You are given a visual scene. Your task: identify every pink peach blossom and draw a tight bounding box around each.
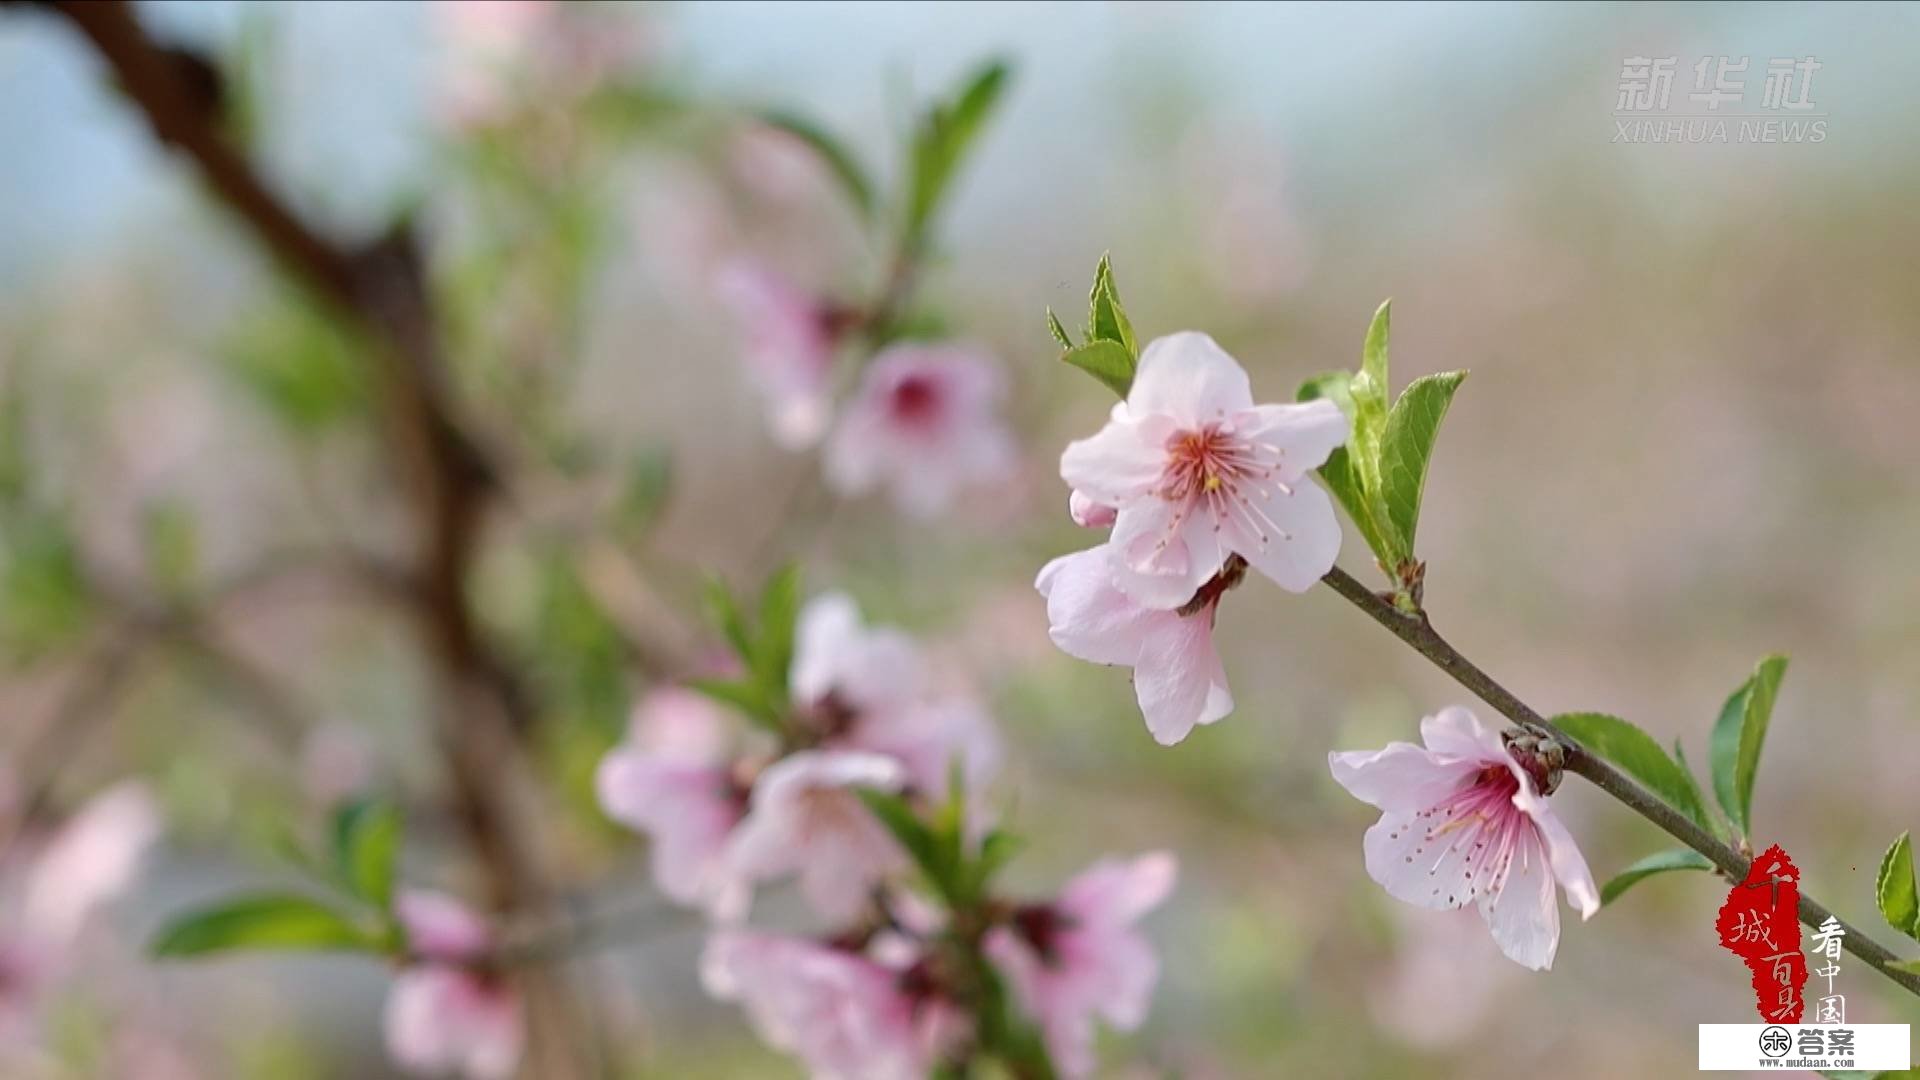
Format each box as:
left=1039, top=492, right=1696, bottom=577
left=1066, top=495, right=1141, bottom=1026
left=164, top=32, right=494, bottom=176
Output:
left=385, top=889, right=524, bottom=1080
left=1067, top=490, right=1117, bottom=529
left=717, top=261, right=840, bottom=449
left=701, top=930, right=962, bottom=1080
left=1036, top=544, right=1231, bottom=745
left=725, top=751, right=908, bottom=924
left=1059, top=332, right=1347, bottom=608
left=1328, top=706, right=1600, bottom=971
left=984, top=852, right=1177, bottom=1078
left=595, top=690, right=750, bottom=918
left=824, top=344, right=1017, bottom=519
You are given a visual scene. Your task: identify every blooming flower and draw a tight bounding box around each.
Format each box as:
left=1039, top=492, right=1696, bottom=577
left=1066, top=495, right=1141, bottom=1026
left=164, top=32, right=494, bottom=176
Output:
left=385, top=889, right=524, bottom=1080
left=789, top=592, right=1000, bottom=802
left=1327, top=706, right=1600, bottom=970
left=596, top=689, right=750, bottom=918
left=984, top=852, right=1177, bottom=1079
left=825, top=344, right=1017, bottom=519
left=701, top=930, right=963, bottom=1080
left=1059, top=332, right=1348, bottom=609
left=1035, top=544, right=1232, bottom=745
left=724, top=751, right=909, bottom=923
left=717, top=261, right=840, bottom=449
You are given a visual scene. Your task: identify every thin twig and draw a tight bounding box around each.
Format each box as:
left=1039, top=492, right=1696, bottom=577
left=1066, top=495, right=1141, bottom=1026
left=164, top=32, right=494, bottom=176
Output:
left=1320, top=563, right=1920, bottom=998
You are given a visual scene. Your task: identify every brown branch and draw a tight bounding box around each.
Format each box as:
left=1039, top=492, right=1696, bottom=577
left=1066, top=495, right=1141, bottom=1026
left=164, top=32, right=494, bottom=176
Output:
left=1321, top=563, right=1920, bottom=999
left=49, top=3, right=591, bottom=1071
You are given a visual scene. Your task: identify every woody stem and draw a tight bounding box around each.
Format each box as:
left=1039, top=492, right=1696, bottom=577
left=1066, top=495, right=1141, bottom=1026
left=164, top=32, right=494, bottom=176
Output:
left=1320, top=564, right=1920, bottom=1000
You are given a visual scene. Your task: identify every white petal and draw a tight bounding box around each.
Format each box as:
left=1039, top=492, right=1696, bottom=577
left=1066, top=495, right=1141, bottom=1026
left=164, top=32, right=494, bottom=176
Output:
left=1127, top=332, right=1255, bottom=427
left=1059, top=410, right=1166, bottom=505
left=1515, top=789, right=1601, bottom=919
left=1035, top=545, right=1158, bottom=666
left=1233, top=399, right=1349, bottom=479
left=1109, top=499, right=1223, bottom=610
left=1361, top=812, right=1480, bottom=912
left=1478, top=826, right=1561, bottom=970
left=1328, top=743, right=1478, bottom=813
left=1418, top=706, right=1507, bottom=763
left=1219, top=474, right=1341, bottom=593
left=1131, top=609, right=1232, bottom=745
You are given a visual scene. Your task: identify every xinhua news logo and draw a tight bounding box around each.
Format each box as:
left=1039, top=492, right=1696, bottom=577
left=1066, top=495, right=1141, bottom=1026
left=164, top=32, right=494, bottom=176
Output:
left=1698, top=1024, right=1911, bottom=1070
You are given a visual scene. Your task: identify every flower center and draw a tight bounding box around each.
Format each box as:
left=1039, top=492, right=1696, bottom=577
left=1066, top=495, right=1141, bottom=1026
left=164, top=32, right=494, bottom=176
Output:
left=1155, top=424, right=1294, bottom=547
left=888, top=374, right=944, bottom=428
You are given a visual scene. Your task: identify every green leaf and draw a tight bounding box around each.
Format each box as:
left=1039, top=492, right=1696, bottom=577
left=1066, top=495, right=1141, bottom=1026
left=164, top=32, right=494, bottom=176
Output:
left=1346, top=300, right=1393, bottom=513
left=1876, top=832, right=1920, bottom=940
left=905, top=59, right=1011, bottom=244
left=687, top=676, right=779, bottom=730
left=1297, top=371, right=1390, bottom=563
left=856, top=789, right=956, bottom=900
left=0, top=511, right=93, bottom=660
left=1378, top=370, right=1465, bottom=559
left=757, top=110, right=876, bottom=219
left=1709, top=655, right=1788, bottom=837
left=751, top=564, right=802, bottom=704
left=1552, top=712, right=1714, bottom=835
left=1045, top=308, right=1074, bottom=350
left=1061, top=339, right=1135, bottom=399
left=703, top=578, right=754, bottom=662
left=151, top=894, right=381, bottom=958
left=1085, top=253, right=1136, bottom=358
left=332, top=800, right=401, bottom=909
left=1600, top=849, right=1715, bottom=906
left=1672, top=739, right=1718, bottom=838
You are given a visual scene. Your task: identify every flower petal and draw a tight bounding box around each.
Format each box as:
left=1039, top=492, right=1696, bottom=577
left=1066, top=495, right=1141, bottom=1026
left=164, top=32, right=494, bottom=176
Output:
left=1035, top=545, right=1158, bottom=666
left=1217, top=472, right=1342, bottom=593
left=1132, top=609, right=1232, bottom=745
left=1478, top=826, right=1561, bottom=970
left=1514, top=788, right=1601, bottom=919
left=1233, top=398, right=1349, bottom=480
left=1059, top=407, right=1167, bottom=506
left=1127, top=332, right=1255, bottom=427
left=1110, top=498, right=1223, bottom=610
left=1419, top=706, right=1506, bottom=763
left=1328, top=743, right=1477, bottom=813
left=1060, top=851, right=1178, bottom=927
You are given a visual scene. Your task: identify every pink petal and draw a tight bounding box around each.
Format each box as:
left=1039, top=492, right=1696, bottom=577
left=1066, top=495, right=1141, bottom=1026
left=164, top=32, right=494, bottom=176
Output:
left=627, top=688, right=733, bottom=763
left=1514, top=790, right=1601, bottom=919
left=1234, top=399, right=1349, bottom=480
left=1479, top=826, right=1561, bottom=970
left=1418, top=706, right=1507, bottom=763
left=1058, top=406, right=1167, bottom=506
left=1035, top=545, right=1158, bottom=667
left=22, top=782, right=160, bottom=944
left=725, top=751, right=908, bottom=923
left=1126, top=332, right=1255, bottom=428
left=1060, top=852, right=1178, bottom=927
left=395, top=890, right=491, bottom=962
left=1109, top=497, right=1223, bottom=611
left=1215, top=471, right=1342, bottom=594
left=1068, top=490, right=1118, bottom=528
left=791, top=593, right=924, bottom=714
left=593, top=750, right=740, bottom=911
left=1131, top=607, right=1232, bottom=745
left=1328, top=743, right=1478, bottom=813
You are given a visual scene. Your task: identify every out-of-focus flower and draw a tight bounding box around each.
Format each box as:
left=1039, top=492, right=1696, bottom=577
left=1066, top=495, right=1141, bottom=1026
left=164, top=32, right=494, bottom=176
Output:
left=984, top=852, right=1177, bottom=1078
left=1059, top=332, right=1347, bottom=608
left=825, top=344, right=1018, bottom=520
left=0, top=782, right=160, bottom=1048
left=701, top=931, right=963, bottom=1080
left=1327, top=706, right=1600, bottom=970
left=790, top=592, right=925, bottom=720
left=789, top=593, right=1000, bottom=804
left=385, top=889, right=523, bottom=1080
left=1036, top=544, right=1231, bottom=745
left=724, top=751, right=907, bottom=924
left=298, top=722, right=375, bottom=809
left=595, top=690, right=750, bottom=919
left=717, top=261, right=841, bottom=450
left=432, top=0, right=552, bottom=127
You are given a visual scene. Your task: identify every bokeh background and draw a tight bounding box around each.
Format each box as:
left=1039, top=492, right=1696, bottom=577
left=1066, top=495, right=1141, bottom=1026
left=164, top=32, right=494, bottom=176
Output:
left=3, top=1, right=1918, bottom=1076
